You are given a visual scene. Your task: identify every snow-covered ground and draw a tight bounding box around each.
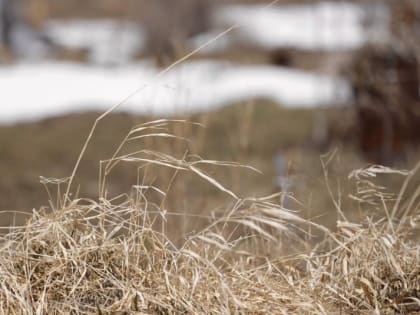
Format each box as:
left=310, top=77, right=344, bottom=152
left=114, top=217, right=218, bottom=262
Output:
left=0, top=61, right=350, bottom=124
left=193, top=1, right=386, bottom=52
left=44, top=20, right=144, bottom=65
left=41, top=2, right=383, bottom=63
left=1, top=1, right=385, bottom=124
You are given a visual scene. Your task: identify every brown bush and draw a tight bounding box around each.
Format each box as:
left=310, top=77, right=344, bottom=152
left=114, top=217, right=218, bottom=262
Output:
left=349, top=47, right=420, bottom=164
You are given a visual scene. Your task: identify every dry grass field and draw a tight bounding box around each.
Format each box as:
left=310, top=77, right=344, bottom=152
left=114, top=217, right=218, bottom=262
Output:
left=0, top=102, right=419, bottom=314
left=0, top=1, right=419, bottom=313
left=0, top=102, right=356, bottom=225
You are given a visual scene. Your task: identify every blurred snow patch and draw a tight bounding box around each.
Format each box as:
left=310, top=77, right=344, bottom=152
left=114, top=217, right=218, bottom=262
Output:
left=0, top=60, right=350, bottom=124
left=211, top=2, right=368, bottom=51
left=44, top=20, right=144, bottom=65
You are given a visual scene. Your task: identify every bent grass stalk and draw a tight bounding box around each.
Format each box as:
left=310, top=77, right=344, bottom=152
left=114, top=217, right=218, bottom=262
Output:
left=64, top=0, right=282, bottom=204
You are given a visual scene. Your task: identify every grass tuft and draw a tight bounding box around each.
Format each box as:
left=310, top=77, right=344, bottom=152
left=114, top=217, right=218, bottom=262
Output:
left=0, top=121, right=419, bottom=314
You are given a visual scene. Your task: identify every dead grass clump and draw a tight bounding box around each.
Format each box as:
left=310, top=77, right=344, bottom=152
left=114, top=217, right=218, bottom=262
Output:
left=0, top=122, right=419, bottom=314
left=302, top=165, right=420, bottom=314
left=0, top=194, right=311, bottom=314
left=306, top=219, right=419, bottom=314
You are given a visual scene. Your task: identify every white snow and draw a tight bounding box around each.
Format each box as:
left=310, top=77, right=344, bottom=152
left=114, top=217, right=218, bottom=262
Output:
left=44, top=19, right=144, bottom=65
left=42, top=2, right=382, bottom=61
left=207, top=2, right=369, bottom=51
left=1, top=1, right=370, bottom=124
left=0, top=61, right=350, bottom=124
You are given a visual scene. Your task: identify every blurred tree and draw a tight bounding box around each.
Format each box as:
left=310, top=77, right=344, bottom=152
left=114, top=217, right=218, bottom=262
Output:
left=389, top=0, right=420, bottom=57
left=349, top=0, right=420, bottom=164
left=347, top=1, right=420, bottom=164
left=0, top=0, right=16, bottom=47
left=349, top=48, right=420, bottom=165
left=141, top=0, right=212, bottom=66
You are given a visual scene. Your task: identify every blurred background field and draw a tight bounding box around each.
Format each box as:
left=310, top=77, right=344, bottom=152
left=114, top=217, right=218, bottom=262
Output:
left=1, top=0, right=420, bottom=238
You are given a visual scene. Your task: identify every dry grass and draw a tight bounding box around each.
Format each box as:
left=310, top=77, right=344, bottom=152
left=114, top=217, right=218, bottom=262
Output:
left=1, top=1, right=419, bottom=311
left=0, top=103, right=349, bottom=223
left=0, top=120, right=419, bottom=314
